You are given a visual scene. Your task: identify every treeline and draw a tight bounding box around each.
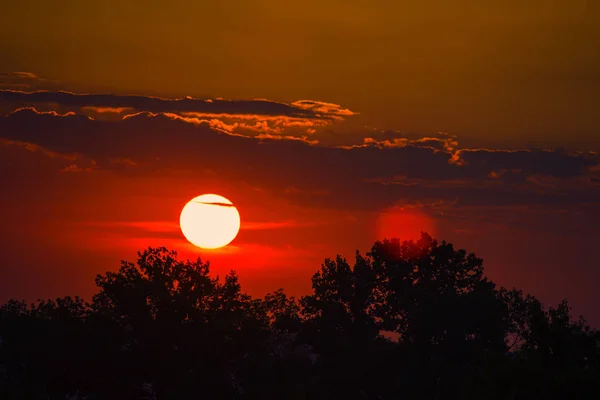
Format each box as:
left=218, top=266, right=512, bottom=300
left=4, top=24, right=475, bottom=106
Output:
left=0, top=233, right=599, bottom=399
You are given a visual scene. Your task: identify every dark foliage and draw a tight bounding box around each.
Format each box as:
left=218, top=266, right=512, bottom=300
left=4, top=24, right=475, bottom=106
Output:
left=1, top=234, right=599, bottom=399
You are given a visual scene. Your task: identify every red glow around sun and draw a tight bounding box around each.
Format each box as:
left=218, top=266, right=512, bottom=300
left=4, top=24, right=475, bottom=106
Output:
left=375, top=206, right=436, bottom=242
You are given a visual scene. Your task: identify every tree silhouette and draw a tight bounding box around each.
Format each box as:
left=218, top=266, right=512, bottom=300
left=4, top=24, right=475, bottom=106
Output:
left=300, top=233, right=512, bottom=398
left=1, top=235, right=599, bottom=399
left=500, top=288, right=600, bottom=398
left=300, top=251, right=385, bottom=398
left=91, top=247, right=271, bottom=399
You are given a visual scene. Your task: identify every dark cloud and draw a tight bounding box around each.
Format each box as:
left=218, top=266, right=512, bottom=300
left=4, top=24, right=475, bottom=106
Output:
left=456, top=148, right=596, bottom=179
left=1, top=107, right=598, bottom=217
left=0, top=89, right=352, bottom=120
left=0, top=89, right=357, bottom=141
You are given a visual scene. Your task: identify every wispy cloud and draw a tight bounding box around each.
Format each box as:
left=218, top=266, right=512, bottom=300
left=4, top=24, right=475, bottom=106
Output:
left=81, top=219, right=325, bottom=234
left=241, top=220, right=326, bottom=230
left=0, top=72, right=63, bottom=91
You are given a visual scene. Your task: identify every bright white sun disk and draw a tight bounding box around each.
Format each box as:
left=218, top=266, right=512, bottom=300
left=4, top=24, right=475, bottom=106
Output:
left=179, top=194, right=241, bottom=249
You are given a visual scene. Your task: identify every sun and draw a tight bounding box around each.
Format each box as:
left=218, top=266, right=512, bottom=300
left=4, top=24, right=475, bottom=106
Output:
left=179, top=194, right=241, bottom=249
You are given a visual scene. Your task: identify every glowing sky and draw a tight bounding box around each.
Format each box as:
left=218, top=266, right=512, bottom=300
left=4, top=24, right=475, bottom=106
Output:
left=1, top=1, right=599, bottom=325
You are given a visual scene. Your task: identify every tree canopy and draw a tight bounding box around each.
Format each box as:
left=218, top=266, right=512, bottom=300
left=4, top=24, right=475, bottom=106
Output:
left=1, top=233, right=598, bottom=399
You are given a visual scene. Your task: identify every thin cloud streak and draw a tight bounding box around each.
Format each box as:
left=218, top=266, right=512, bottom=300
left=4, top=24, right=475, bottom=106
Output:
left=0, top=89, right=355, bottom=121
left=80, top=219, right=324, bottom=234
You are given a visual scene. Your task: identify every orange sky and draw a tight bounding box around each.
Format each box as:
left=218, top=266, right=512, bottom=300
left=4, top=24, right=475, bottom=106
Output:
left=1, top=1, right=599, bottom=326
left=2, top=1, right=599, bottom=146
